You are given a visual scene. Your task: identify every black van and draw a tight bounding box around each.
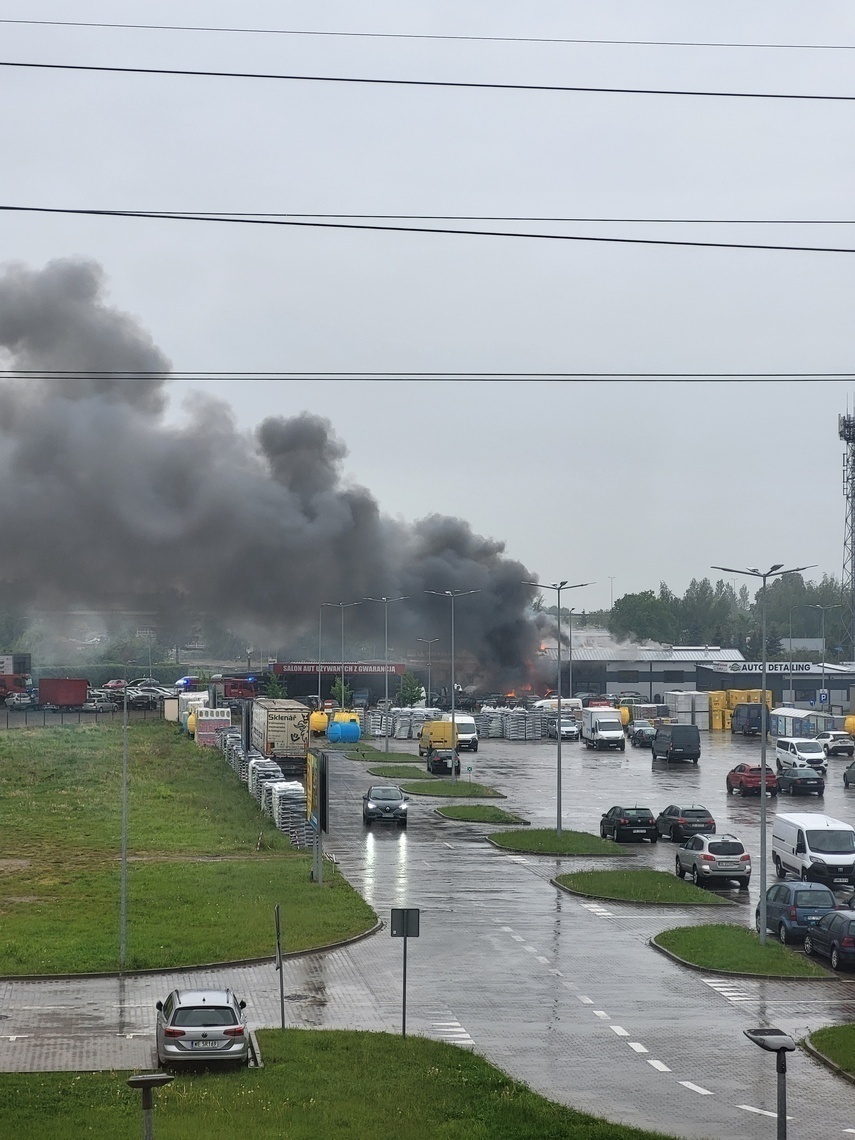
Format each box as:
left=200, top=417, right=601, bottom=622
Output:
left=731, top=703, right=765, bottom=736
left=651, top=724, right=701, bottom=763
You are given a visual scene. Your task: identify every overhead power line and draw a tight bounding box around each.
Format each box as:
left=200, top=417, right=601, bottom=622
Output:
left=57, top=210, right=855, bottom=225
left=1, top=18, right=852, bottom=52
left=4, top=371, right=853, bottom=382
left=3, top=205, right=854, bottom=254
left=1, top=59, right=853, bottom=102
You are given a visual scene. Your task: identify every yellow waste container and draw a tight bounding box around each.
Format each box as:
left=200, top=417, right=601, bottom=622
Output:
left=711, top=709, right=724, bottom=731
left=723, top=708, right=733, bottom=731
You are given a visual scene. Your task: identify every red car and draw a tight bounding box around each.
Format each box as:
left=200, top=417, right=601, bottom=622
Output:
left=726, top=763, right=778, bottom=797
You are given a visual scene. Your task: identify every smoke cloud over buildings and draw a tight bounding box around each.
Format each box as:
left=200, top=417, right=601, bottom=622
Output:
left=0, top=258, right=543, bottom=684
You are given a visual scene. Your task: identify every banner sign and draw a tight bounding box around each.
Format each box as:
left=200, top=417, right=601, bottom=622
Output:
left=275, top=661, right=407, bottom=675
left=710, top=661, right=822, bottom=674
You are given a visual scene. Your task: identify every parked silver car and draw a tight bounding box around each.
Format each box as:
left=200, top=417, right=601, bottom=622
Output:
left=156, top=988, right=249, bottom=1068
left=675, top=833, right=751, bottom=889
left=546, top=718, right=580, bottom=740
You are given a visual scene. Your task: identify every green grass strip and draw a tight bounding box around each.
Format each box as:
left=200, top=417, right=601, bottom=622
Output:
left=346, top=748, right=423, bottom=763
left=656, top=923, right=829, bottom=976
left=488, top=828, right=622, bottom=855
left=557, top=869, right=730, bottom=905
left=437, top=805, right=529, bottom=824
left=0, top=1029, right=681, bottom=1139
left=810, top=1024, right=855, bottom=1074
left=402, top=780, right=504, bottom=798
left=366, top=765, right=437, bottom=780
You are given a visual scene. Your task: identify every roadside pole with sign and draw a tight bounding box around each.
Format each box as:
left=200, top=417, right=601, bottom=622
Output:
left=391, top=908, right=420, bottom=1037
left=274, top=903, right=285, bottom=1030
left=306, top=751, right=328, bottom=884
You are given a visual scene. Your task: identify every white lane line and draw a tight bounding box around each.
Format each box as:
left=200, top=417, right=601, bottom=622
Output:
left=680, top=1081, right=713, bottom=1095
left=443, top=842, right=455, bottom=848
left=648, top=1059, right=671, bottom=1072
left=577, top=996, right=594, bottom=1005
left=500, top=926, right=513, bottom=932
left=510, top=934, right=525, bottom=942
left=610, top=1025, right=630, bottom=1037
left=524, top=945, right=538, bottom=954
left=548, top=968, right=565, bottom=977
left=627, top=1042, right=648, bottom=1053
left=593, top=1011, right=609, bottom=1019
left=536, top=955, right=550, bottom=964
left=738, top=1105, right=792, bottom=1120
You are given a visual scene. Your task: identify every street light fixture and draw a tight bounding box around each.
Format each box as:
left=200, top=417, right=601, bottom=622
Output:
left=425, top=589, right=480, bottom=783
left=807, top=603, right=842, bottom=713
left=743, top=1027, right=795, bottom=1140
left=127, top=1072, right=174, bottom=1140
left=522, top=579, right=593, bottom=835
left=365, top=596, right=409, bottom=753
left=712, top=563, right=815, bottom=943
left=322, top=601, right=363, bottom=710
left=416, top=638, right=440, bottom=707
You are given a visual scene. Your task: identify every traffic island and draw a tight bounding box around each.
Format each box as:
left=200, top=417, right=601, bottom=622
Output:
left=652, top=923, right=832, bottom=977
left=401, top=780, right=505, bottom=798
left=805, top=1025, right=855, bottom=1085
left=555, top=869, right=731, bottom=904
left=487, top=828, right=628, bottom=856
left=367, top=765, right=438, bottom=780
left=436, top=805, right=530, bottom=824
left=347, top=748, right=423, bottom=763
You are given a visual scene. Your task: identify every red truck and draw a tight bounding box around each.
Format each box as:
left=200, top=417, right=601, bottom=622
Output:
left=39, top=678, right=90, bottom=709
left=0, top=673, right=33, bottom=701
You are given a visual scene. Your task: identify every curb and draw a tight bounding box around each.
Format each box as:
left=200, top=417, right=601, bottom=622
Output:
left=648, top=932, right=839, bottom=979
left=485, top=836, right=635, bottom=857
left=802, top=1037, right=855, bottom=1085
left=433, top=809, right=530, bottom=825
left=0, top=919, right=384, bottom=984
left=553, top=879, right=730, bottom=906
left=402, top=786, right=506, bottom=799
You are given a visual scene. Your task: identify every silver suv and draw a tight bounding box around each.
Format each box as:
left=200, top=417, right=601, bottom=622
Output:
left=675, top=833, right=751, bottom=889
left=156, top=988, right=249, bottom=1067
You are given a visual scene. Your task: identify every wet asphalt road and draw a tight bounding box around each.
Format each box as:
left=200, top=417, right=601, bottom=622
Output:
left=3, top=730, right=855, bottom=1138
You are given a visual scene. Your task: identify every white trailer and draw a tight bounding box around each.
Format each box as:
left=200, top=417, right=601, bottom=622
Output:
left=251, top=699, right=310, bottom=776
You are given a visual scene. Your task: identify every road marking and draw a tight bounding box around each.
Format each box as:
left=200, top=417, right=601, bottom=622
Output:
left=738, top=1105, right=792, bottom=1120
left=627, top=1042, right=648, bottom=1053
left=510, top=934, right=525, bottom=942
left=593, top=1011, right=609, bottom=1019
left=500, top=926, right=513, bottom=932
left=577, top=996, right=594, bottom=1004
left=549, top=968, right=565, bottom=977
left=524, top=945, right=538, bottom=954
left=648, top=1059, right=671, bottom=1072
left=536, top=955, right=550, bottom=964
left=610, top=1025, right=630, bottom=1037
left=679, top=1081, right=713, bottom=1095
left=443, top=842, right=455, bottom=849
left=0, top=1036, right=30, bottom=1041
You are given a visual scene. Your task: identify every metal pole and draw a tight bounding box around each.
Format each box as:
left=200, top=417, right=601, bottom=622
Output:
left=317, top=606, right=323, bottom=705
left=417, top=638, right=439, bottom=706
left=822, top=606, right=827, bottom=707
left=120, top=676, right=129, bottom=971
left=556, top=584, right=563, bottom=835
left=142, top=1086, right=154, bottom=1140
left=341, top=606, right=345, bottom=709
left=402, top=933, right=408, bottom=1038
left=568, top=609, right=574, bottom=708
left=776, top=1050, right=788, bottom=1140
left=450, top=592, right=456, bottom=785
left=275, top=904, right=285, bottom=1031
left=759, top=574, right=769, bottom=945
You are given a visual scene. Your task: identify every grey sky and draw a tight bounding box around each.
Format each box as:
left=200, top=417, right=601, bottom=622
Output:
left=1, top=2, right=853, bottom=614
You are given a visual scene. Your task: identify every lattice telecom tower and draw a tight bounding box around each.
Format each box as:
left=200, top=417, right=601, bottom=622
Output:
left=840, top=411, right=855, bottom=658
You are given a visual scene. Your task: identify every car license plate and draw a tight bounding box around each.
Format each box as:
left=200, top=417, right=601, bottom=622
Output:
left=834, top=877, right=850, bottom=883
left=805, top=916, right=821, bottom=924
left=191, top=1040, right=220, bottom=1049
left=719, top=862, right=739, bottom=869
left=632, top=828, right=646, bottom=833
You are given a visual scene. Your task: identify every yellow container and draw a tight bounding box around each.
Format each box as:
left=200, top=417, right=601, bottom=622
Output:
left=708, top=691, right=727, bottom=711
left=333, top=709, right=360, bottom=724
left=309, top=710, right=329, bottom=736
left=710, top=709, right=723, bottom=731
left=845, top=715, right=855, bottom=737
left=727, top=690, right=744, bottom=710
left=618, top=706, right=630, bottom=726
left=723, top=708, right=733, bottom=730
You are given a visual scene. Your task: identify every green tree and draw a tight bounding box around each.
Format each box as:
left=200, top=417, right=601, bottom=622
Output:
left=397, top=671, right=423, bottom=707
left=331, top=678, right=352, bottom=707
left=608, top=591, right=676, bottom=643
left=264, top=674, right=287, bottom=699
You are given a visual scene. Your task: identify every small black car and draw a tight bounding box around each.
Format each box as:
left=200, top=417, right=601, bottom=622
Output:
left=600, top=806, right=658, bottom=843
left=655, top=804, right=716, bottom=842
left=777, top=769, right=825, bottom=797
left=426, top=748, right=461, bottom=776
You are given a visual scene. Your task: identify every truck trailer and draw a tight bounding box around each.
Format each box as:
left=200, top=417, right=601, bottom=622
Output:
left=250, top=699, right=310, bottom=777
left=39, top=678, right=90, bottom=709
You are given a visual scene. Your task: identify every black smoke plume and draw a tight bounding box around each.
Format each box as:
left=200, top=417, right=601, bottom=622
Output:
left=0, top=258, right=544, bottom=686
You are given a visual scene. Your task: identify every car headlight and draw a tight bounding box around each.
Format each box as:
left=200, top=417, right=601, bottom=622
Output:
left=400, top=803, right=408, bottom=810
left=809, top=856, right=826, bottom=865
left=367, top=801, right=376, bottom=809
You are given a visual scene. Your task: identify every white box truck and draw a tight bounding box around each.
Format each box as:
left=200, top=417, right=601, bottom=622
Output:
left=251, top=699, right=310, bottom=776
left=581, top=706, right=625, bottom=751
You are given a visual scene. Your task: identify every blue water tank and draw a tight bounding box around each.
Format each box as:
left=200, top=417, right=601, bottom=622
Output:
left=326, top=721, right=342, bottom=743
left=339, top=721, right=361, bottom=743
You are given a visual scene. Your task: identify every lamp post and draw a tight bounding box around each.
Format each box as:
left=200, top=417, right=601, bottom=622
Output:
left=712, top=563, right=815, bottom=944
left=365, top=596, right=409, bottom=753
left=522, top=579, right=592, bottom=834
left=322, top=601, right=362, bottom=709
left=317, top=605, right=324, bottom=705
left=807, top=603, right=842, bottom=713
left=787, top=604, right=807, bottom=706
left=743, top=1028, right=795, bottom=1140
left=119, top=657, right=138, bottom=972
left=425, top=590, right=480, bottom=783
left=416, top=638, right=440, bottom=707
left=608, top=576, right=615, bottom=609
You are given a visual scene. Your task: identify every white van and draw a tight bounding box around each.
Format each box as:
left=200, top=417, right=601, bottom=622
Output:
left=442, top=714, right=479, bottom=752
left=772, top=813, right=855, bottom=886
left=775, top=738, right=829, bottom=775
left=533, top=697, right=583, bottom=715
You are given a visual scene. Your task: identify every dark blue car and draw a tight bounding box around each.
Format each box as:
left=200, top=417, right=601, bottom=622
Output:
left=755, top=882, right=838, bottom=945
left=804, top=911, right=855, bottom=970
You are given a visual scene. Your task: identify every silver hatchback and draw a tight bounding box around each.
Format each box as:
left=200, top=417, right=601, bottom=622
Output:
left=156, top=988, right=249, bottom=1067
left=675, top=833, right=751, bottom=889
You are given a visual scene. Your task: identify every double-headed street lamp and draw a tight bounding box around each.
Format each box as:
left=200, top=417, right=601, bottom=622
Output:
left=712, top=563, right=815, bottom=944
left=807, top=603, right=842, bottom=712
left=322, top=601, right=363, bottom=709
left=365, top=595, right=408, bottom=753
left=425, top=590, right=480, bottom=784
left=416, top=637, right=440, bottom=706
left=522, top=579, right=593, bottom=835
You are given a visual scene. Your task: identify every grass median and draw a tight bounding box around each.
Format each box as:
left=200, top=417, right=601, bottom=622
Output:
left=347, top=747, right=422, bottom=763
left=366, top=765, right=437, bottom=780
left=487, top=828, right=624, bottom=855
left=654, top=924, right=829, bottom=976
left=437, top=805, right=530, bottom=824
left=0, top=1028, right=681, bottom=1140
left=810, top=1024, right=855, bottom=1073
left=556, top=869, right=731, bottom=904
left=0, top=722, right=376, bottom=973
left=401, top=779, right=504, bottom=798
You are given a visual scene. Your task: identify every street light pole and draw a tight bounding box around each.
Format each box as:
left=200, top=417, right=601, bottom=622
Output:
left=522, top=579, right=592, bottom=835
left=317, top=606, right=324, bottom=705
left=322, top=601, right=362, bottom=709
left=425, top=590, right=480, bottom=784
left=713, top=563, right=815, bottom=944
left=365, top=596, right=408, bottom=753
left=808, top=603, right=842, bottom=713
left=417, top=638, right=437, bottom=706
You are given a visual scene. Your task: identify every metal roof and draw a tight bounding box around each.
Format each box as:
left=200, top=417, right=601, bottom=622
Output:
left=542, top=646, right=745, bottom=664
